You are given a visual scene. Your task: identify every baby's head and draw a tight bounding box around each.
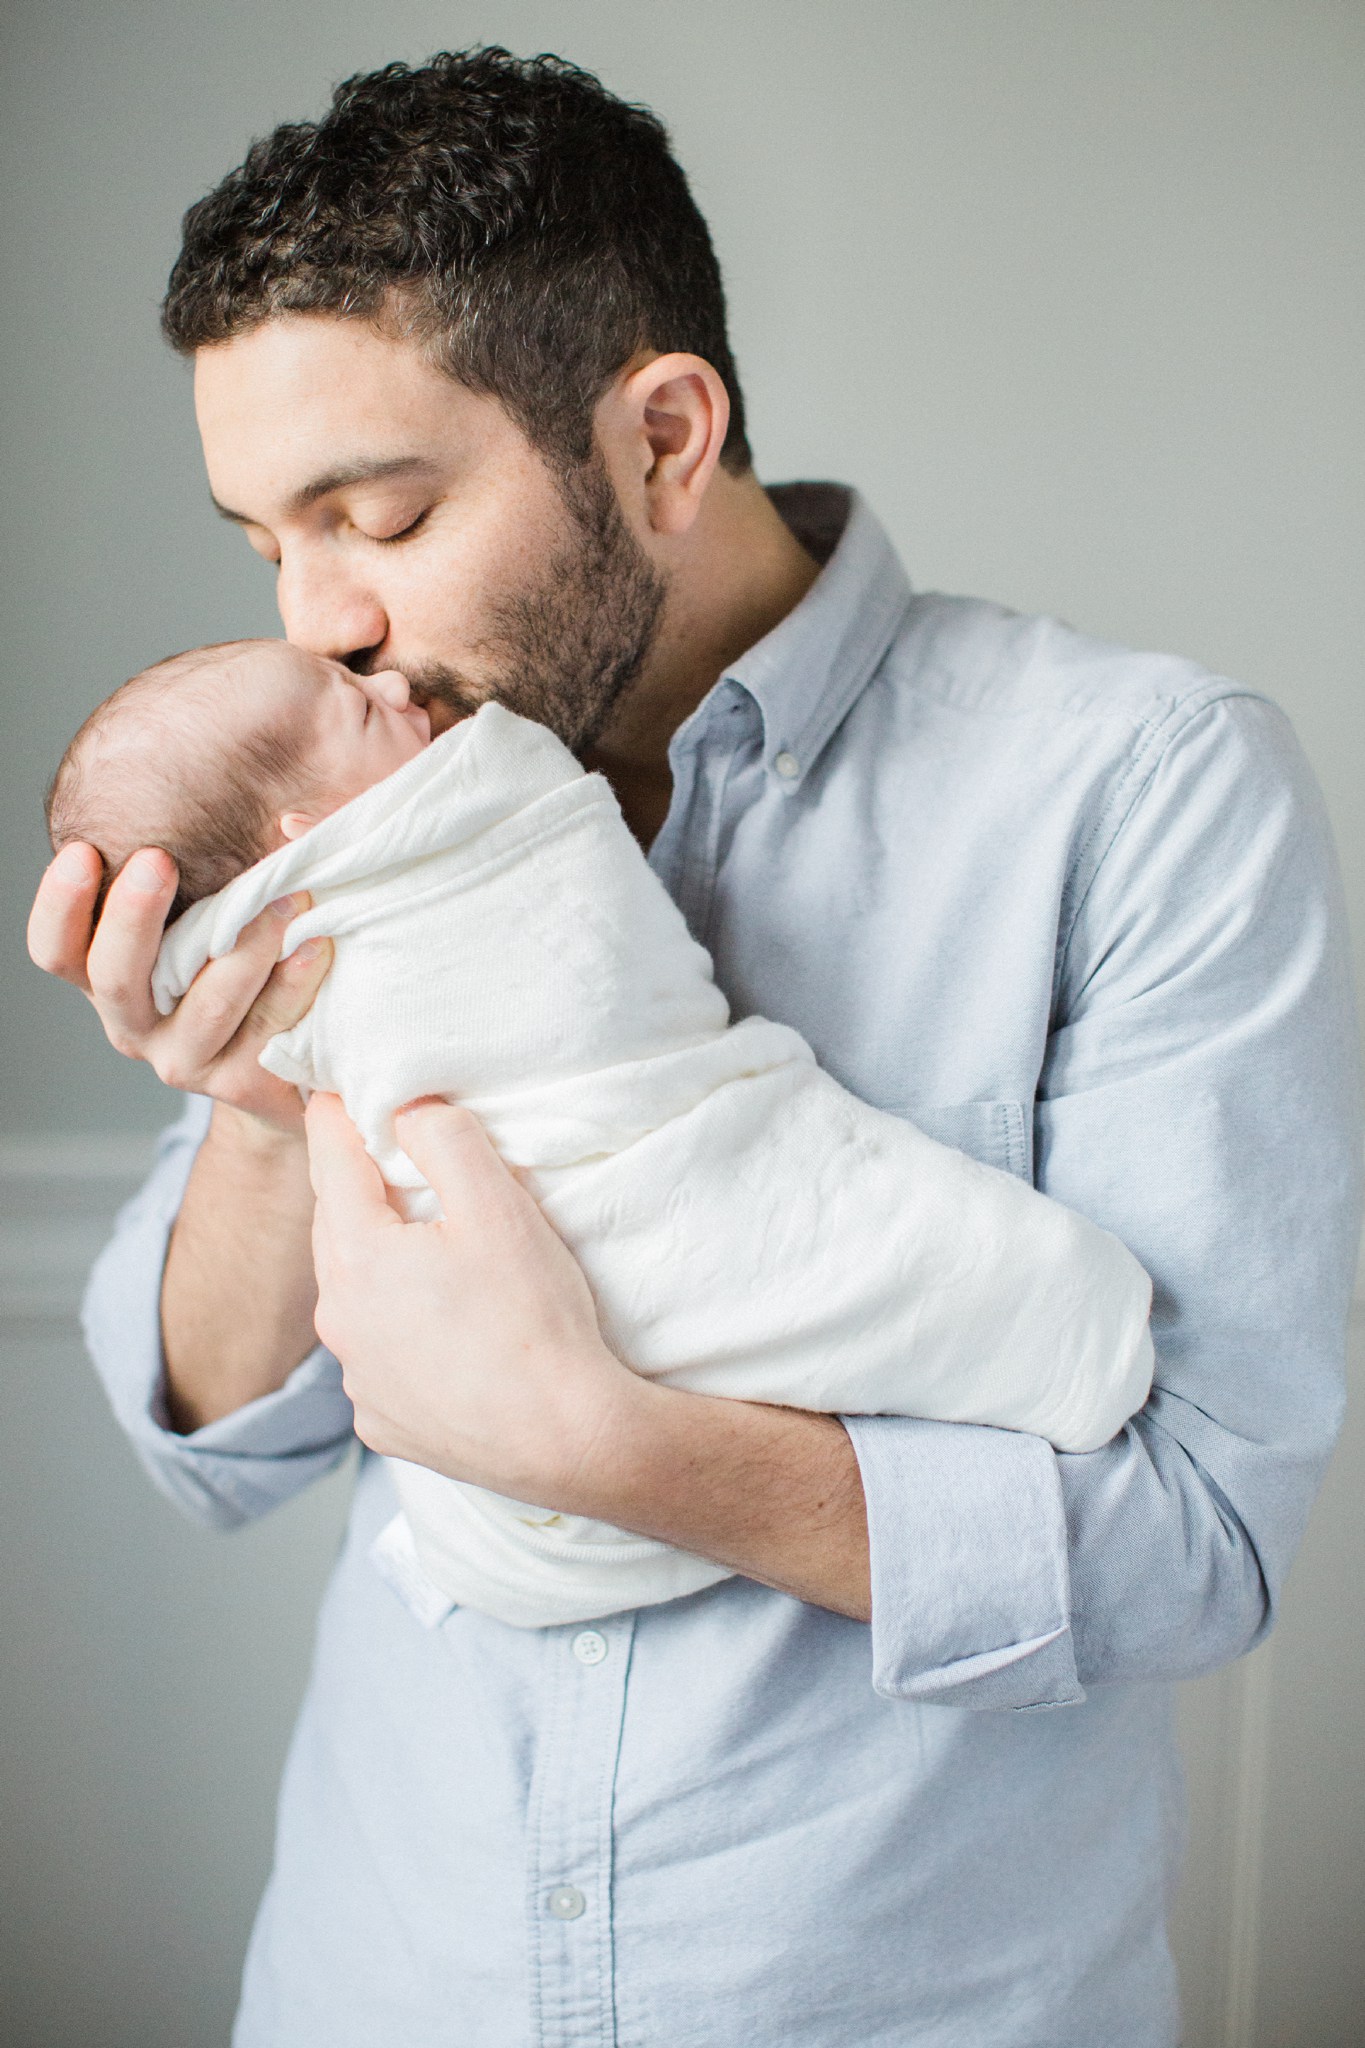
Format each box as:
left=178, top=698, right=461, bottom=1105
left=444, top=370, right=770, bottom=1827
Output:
left=47, top=640, right=431, bottom=922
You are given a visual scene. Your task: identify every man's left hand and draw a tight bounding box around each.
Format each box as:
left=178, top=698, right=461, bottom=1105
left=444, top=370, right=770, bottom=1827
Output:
left=305, top=1092, right=646, bottom=1512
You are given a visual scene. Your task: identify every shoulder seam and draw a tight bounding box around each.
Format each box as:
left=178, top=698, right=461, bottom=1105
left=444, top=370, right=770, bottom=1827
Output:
left=1052, top=681, right=1275, bottom=1007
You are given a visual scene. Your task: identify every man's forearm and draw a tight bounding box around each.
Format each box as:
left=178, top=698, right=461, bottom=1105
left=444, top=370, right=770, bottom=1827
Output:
left=307, top=1094, right=873, bottom=1620
left=591, top=1381, right=873, bottom=1620
left=161, top=1102, right=320, bottom=1432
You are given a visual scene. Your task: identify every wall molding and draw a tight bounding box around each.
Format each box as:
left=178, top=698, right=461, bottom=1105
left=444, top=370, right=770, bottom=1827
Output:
left=3, top=1125, right=1363, bottom=1323
left=0, top=1135, right=156, bottom=1319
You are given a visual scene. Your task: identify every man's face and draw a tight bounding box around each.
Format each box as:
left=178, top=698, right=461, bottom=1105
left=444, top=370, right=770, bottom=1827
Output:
left=193, top=315, right=666, bottom=751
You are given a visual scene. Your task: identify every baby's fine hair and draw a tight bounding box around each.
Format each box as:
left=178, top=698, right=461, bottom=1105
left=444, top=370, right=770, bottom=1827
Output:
left=46, top=641, right=311, bottom=925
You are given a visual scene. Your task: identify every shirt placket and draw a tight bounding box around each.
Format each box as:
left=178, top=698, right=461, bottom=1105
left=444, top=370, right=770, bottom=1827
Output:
left=525, top=1612, right=637, bottom=2048
left=651, top=683, right=751, bottom=944
left=522, top=687, right=749, bottom=2048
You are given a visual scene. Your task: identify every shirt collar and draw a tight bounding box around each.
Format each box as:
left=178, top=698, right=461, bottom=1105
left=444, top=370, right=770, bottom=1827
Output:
left=712, top=483, right=914, bottom=788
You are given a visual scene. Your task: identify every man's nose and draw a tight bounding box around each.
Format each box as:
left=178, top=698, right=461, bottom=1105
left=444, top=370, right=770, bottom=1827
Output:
left=276, top=551, right=389, bottom=667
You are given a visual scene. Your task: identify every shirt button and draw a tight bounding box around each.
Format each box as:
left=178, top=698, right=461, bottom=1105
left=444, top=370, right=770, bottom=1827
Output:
left=572, top=1629, right=608, bottom=1665
left=774, top=750, right=800, bottom=780
left=547, top=1885, right=586, bottom=1920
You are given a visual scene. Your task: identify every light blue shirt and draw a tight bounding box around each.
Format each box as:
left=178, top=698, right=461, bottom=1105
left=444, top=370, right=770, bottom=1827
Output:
left=84, top=485, right=1362, bottom=2047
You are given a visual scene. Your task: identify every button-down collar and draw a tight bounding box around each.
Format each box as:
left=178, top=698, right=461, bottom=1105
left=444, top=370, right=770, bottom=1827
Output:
left=671, top=484, right=914, bottom=791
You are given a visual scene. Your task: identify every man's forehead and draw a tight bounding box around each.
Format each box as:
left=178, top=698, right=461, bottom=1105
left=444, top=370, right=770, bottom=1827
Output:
left=193, top=315, right=485, bottom=507
left=194, top=311, right=441, bottom=406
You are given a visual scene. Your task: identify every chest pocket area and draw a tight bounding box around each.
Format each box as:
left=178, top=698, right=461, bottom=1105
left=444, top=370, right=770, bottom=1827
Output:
left=896, top=1100, right=1034, bottom=1184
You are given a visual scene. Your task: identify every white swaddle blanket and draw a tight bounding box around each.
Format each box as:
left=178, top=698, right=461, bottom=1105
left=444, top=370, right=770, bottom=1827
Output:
left=155, top=702, right=1154, bottom=1628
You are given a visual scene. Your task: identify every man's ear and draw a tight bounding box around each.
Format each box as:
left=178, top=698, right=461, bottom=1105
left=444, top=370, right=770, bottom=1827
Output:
left=602, top=351, right=731, bottom=538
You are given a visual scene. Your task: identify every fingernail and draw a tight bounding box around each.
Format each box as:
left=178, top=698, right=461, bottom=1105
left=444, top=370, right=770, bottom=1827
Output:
left=291, top=937, right=325, bottom=964
left=394, top=1095, right=442, bottom=1119
left=272, top=895, right=299, bottom=921
left=52, top=844, right=95, bottom=884
left=126, top=854, right=169, bottom=895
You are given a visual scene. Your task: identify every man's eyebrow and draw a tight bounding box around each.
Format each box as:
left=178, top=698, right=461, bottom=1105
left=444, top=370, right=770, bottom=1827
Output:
left=210, top=455, right=442, bottom=524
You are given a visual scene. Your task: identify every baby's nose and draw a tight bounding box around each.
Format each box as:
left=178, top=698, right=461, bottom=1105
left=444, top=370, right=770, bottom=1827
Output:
left=368, top=669, right=411, bottom=709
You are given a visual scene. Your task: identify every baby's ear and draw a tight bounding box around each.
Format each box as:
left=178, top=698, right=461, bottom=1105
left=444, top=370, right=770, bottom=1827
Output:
left=278, top=810, right=317, bottom=842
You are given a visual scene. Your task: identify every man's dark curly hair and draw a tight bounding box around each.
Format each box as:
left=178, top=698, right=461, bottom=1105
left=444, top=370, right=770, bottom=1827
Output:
left=162, top=46, right=751, bottom=474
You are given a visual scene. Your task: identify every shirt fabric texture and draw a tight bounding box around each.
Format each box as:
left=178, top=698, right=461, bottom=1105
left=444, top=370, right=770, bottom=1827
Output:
left=83, top=484, right=1363, bottom=2047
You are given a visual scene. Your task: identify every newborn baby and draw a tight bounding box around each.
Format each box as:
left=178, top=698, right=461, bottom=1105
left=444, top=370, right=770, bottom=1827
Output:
left=49, top=639, right=1156, bottom=1629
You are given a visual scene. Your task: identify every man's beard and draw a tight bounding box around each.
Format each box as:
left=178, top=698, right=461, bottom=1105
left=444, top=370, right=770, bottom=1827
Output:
left=384, top=454, right=667, bottom=755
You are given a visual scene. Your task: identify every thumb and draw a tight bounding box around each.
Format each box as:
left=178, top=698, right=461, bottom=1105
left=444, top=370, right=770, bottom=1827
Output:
left=392, top=1098, right=516, bottom=1226
left=306, top=1091, right=399, bottom=1237
left=247, top=932, right=334, bottom=1043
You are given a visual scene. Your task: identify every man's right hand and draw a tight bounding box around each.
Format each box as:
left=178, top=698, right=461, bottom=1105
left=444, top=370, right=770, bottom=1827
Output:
left=26, top=841, right=332, bottom=1129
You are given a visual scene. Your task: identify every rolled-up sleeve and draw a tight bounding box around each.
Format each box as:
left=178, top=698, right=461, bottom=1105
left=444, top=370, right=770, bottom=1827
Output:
left=82, top=1094, right=356, bottom=1529
left=845, top=1413, right=1083, bottom=1707
left=848, top=691, right=1362, bottom=1709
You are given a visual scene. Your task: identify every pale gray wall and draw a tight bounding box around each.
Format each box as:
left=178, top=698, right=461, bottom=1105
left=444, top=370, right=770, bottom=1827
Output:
left=2, top=0, right=1362, bottom=1138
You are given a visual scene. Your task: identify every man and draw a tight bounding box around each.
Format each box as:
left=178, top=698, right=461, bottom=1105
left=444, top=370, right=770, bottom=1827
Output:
left=28, top=47, right=1361, bottom=2047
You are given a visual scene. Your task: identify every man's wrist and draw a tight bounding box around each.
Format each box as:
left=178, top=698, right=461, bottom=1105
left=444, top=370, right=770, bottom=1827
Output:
left=552, top=1366, right=677, bottom=1525
left=209, top=1096, right=309, bottom=1158
left=555, top=1369, right=872, bottom=1620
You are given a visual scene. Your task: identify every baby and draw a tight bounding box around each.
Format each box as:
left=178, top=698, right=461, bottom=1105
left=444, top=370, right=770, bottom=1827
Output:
left=49, top=639, right=1156, bottom=1629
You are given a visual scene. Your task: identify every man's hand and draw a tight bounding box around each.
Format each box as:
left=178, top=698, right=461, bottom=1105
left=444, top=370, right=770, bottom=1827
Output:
left=29, top=841, right=336, bottom=1426
left=305, top=1092, right=644, bottom=1507
left=26, top=841, right=332, bottom=1128
left=306, top=1093, right=872, bottom=1617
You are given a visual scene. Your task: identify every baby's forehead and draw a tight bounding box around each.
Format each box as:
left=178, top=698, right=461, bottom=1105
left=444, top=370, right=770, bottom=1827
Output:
left=233, top=641, right=334, bottom=698
left=204, top=642, right=334, bottom=729
left=122, top=638, right=327, bottom=718
left=97, top=642, right=330, bottom=768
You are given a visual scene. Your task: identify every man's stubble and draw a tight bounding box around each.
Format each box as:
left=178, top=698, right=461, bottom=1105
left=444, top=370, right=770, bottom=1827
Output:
left=382, top=453, right=668, bottom=755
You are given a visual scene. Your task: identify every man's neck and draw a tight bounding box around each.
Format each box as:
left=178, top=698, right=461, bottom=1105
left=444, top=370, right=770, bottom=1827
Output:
left=585, top=472, right=821, bottom=847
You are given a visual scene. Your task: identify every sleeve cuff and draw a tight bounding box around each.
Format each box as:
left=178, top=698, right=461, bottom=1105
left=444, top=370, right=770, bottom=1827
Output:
left=842, top=1413, right=1085, bottom=1710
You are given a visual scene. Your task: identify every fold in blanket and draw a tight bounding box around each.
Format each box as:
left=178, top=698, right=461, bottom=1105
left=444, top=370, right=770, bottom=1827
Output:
left=156, top=703, right=1154, bottom=1628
